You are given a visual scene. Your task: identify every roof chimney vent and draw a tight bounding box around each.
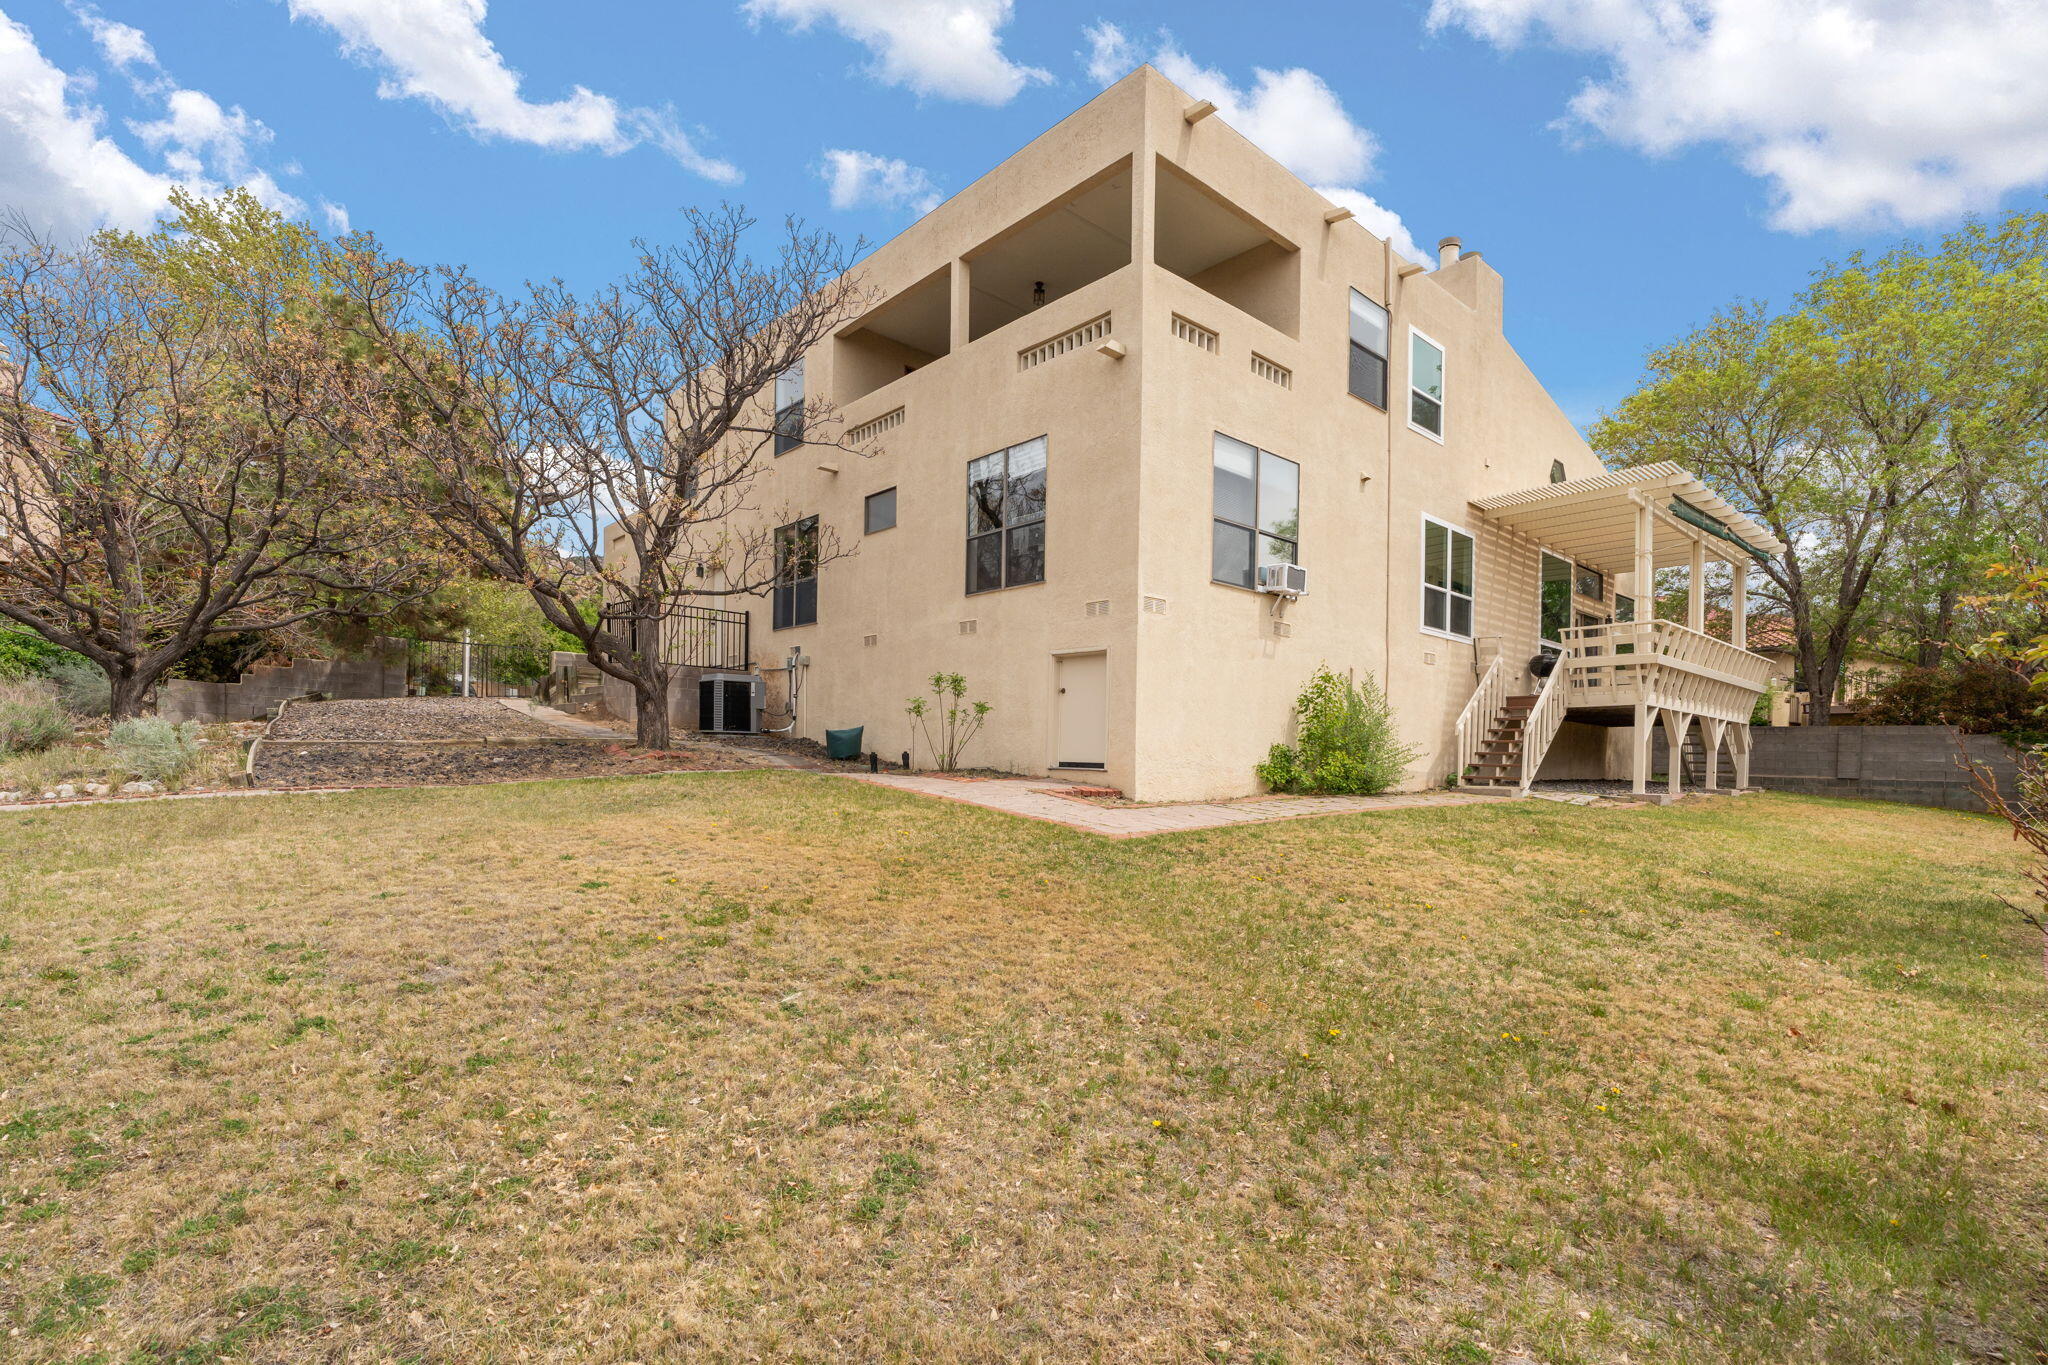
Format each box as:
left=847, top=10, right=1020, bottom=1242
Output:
left=1437, top=236, right=1462, bottom=269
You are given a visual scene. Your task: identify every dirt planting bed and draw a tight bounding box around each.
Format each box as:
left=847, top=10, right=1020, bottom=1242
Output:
left=250, top=698, right=757, bottom=789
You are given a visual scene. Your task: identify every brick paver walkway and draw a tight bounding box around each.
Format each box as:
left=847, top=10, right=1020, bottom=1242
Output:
left=842, top=774, right=1509, bottom=837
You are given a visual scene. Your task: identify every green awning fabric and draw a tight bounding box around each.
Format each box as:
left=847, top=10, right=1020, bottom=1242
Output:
left=1670, top=499, right=1763, bottom=557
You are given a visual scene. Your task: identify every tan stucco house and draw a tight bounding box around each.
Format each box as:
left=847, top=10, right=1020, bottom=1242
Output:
left=615, top=66, right=1785, bottom=801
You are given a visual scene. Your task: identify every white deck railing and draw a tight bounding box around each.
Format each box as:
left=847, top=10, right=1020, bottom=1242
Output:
left=1557, top=620, right=1770, bottom=724
left=1451, top=655, right=1506, bottom=781
left=1518, top=663, right=1570, bottom=790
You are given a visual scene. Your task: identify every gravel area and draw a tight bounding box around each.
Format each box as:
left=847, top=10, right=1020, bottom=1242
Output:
left=251, top=698, right=761, bottom=789
left=1531, top=777, right=1738, bottom=799
left=265, top=697, right=568, bottom=743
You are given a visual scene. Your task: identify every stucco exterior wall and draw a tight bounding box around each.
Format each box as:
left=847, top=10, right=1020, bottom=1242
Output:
left=630, top=67, right=1648, bottom=799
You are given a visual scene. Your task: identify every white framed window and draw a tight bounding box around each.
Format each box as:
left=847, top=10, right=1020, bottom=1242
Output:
left=1409, top=328, right=1445, bottom=440
left=1421, top=516, right=1474, bottom=639
left=1539, top=550, right=1572, bottom=650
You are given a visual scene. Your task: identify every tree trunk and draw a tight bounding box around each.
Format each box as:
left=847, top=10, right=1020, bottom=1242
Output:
left=633, top=668, right=672, bottom=751
left=108, top=669, right=149, bottom=722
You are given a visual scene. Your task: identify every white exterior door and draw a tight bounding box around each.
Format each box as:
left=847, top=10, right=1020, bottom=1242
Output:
left=1053, top=652, right=1107, bottom=769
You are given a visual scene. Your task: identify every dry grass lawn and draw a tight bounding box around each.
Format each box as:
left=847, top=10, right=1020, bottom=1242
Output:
left=1, top=775, right=2044, bottom=1363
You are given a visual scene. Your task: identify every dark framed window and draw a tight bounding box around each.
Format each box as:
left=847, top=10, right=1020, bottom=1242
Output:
left=1421, top=517, right=1474, bottom=639
left=1615, top=594, right=1636, bottom=623
left=773, top=359, right=804, bottom=456
left=772, top=516, right=818, bottom=629
left=1540, top=551, right=1572, bottom=648
left=864, top=487, right=897, bottom=534
left=1348, top=289, right=1389, bottom=408
left=1212, top=432, right=1300, bottom=589
left=1410, top=329, right=1445, bottom=438
left=966, top=437, right=1046, bottom=594
left=1575, top=564, right=1604, bottom=601
left=1549, top=459, right=1567, bottom=484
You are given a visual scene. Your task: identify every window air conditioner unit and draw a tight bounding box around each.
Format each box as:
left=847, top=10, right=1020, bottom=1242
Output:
left=1256, top=563, right=1308, bottom=598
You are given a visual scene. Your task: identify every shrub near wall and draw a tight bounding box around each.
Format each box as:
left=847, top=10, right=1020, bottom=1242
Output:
left=1258, top=667, right=1418, bottom=795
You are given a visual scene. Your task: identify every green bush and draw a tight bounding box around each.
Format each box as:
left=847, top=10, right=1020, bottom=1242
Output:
left=1859, top=662, right=2047, bottom=744
left=1257, top=666, right=1418, bottom=795
left=49, top=659, right=111, bottom=716
left=0, top=629, right=77, bottom=679
left=0, top=680, right=71, bottom=754
left=108, top=717, right=203, bottom=784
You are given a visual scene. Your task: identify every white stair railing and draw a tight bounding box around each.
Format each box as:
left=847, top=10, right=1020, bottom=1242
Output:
left=1452, top=656, right=1506, bottom=783
left=1517, top=663, right=1569, bottom=792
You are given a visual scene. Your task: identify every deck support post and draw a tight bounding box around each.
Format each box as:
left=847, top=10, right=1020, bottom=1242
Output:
left=1731, top=722, right=1753, bottom=790
left=1730, top=559, right=1748, bottom=652
left=1631, top=701, right=1653, bottom=795
left=1687, top=537, right=1707, bottom=633
left=1661, top=709, right=1692, bottom=800
left=1633, top=500, right=1654, bottom=613
left=1699, top=717, right=1727, bottom=790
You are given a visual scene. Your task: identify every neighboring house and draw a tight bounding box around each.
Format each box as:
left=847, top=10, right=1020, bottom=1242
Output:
left=620, top=66, right=1784, bottom=801
left=1731, top=616, right=1901, bottom=725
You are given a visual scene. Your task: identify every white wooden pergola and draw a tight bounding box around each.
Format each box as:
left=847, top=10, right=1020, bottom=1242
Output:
left=1468, top=463, right=1787, bottom=797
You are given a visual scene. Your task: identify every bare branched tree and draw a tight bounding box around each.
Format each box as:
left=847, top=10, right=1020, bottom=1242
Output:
left=333, top=205, right=874, bottom=748
left=0, top=197, right=436, bottom=718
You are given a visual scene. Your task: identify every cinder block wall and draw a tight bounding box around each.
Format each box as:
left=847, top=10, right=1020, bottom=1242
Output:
left=158, top=655, right=406, bottom=723
left=1655, top=724, right=2022, bottom=812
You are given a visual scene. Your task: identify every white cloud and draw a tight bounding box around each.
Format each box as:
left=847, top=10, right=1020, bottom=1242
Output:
left=745, top=0, right=1049, bottom=105
left=1312, top=185, right=1430, bottom=272
left=283, top=0, right=739, bottom=179
left=1079, top=19, right=1135, bottom=86
left=1148, top=43, right=1375, bottom=186
left=67, top=3, right=155, bottom=72
left=1428, top=0, right=2048, bottom=231
left=1080, top=26, right=1426, bottom=265
left=0, top=11, right=176, bottom=237
left=819, top=148, right=941, bottom=215
left=318, top=198, right=352, bottom=234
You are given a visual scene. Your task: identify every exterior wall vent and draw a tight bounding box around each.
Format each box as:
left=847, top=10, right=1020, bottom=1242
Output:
left=1171, top=315, right=1218, bottom=353
left=863, top=634, right=879, bottom=647
left=1085, top=599, right=1110, bottom=617
left=958, top=619, right=978, bottom=635
left=1251, top=353, right=1292, bottom=389
left=1018, top=314, right=1112, bottom=371
left=1142, top=595, right=1168, bottom=615
left=1271, top=620, right=1292, bottom=638
left=847, top=406, right=905, bottom=445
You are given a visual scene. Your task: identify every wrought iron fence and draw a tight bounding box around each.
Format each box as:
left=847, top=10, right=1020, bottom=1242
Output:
left=654, top=605, right=751, bottom=670
left=400, top=637, right=554, bottom=699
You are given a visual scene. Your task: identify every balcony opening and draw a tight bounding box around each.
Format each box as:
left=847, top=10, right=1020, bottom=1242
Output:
left=834, top=265, right=952, bottom=407
left=1154, top=159, right=1299, bottom=338
left=966, top=159, right=1132, bottom=343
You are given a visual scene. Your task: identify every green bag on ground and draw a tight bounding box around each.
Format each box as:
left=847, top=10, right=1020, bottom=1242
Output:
left=825, top=726, right=864, bottom=760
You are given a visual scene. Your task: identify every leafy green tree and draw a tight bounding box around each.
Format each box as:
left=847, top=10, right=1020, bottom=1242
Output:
left=1595, top=209, right=2048, bottom=720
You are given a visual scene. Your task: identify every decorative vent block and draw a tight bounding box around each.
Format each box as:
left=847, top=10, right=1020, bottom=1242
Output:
left=863, top=634, right=879, bottom=647
left=1018, top=314, right=1112, bottom=371
left=1085, top=599, right=1111, bottom=617
left=1251, top=353, right=1292, bottom=389
left=846, top=406, right=905, bottom=445
left=958, top=619, right=978, bottom=635
left=1171, top=315, right=1218, bottom=353
left=1142, top=596, right=1168, bottom=615
left=1271, top=620, right=1293, bottom=639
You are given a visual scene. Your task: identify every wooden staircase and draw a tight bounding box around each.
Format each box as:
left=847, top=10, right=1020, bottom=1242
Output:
left=1463, top=693, right=1539, bottom=789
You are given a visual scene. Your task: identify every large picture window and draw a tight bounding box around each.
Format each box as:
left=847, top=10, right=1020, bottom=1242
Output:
left=773, top=360, right=804, bottom=456
left=772, top=516, right=818, bottom=629
left=1212, top=433, right=1300, bottom=589
left=1409, top=329, right=1445, bottom=438
left=1348, top=289, right=1389, bottom=408
left=966, top=437, right=1046, bottom=594
left=1422, top=517, right=1474, bottom=639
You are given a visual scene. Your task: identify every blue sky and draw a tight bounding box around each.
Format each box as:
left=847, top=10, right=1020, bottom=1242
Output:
left=4, top=0, right=2046, bottom=424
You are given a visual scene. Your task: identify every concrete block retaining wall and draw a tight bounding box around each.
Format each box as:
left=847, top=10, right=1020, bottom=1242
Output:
left=158, top=654, right=407, bottom=723
left=1654, top=724, right=2026, bottom=812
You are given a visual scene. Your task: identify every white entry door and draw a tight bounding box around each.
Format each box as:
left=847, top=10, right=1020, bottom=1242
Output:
left=1053, top=652, right=1108, bottom=769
